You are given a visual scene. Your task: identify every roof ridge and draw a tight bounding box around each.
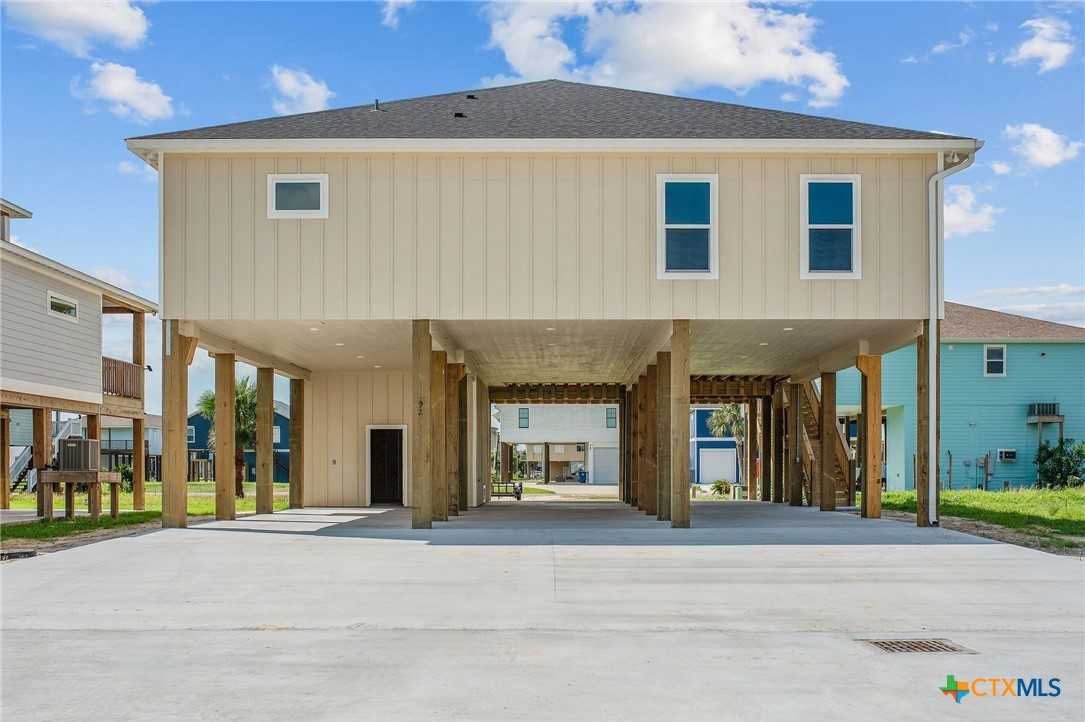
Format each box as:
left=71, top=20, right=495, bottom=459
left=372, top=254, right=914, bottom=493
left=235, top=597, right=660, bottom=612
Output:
left=945, top=301, right=1085, bottom=337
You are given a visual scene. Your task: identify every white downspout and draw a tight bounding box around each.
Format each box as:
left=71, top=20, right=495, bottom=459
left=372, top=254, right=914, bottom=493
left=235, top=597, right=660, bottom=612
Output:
left=926, top=141, right=982, bottom=525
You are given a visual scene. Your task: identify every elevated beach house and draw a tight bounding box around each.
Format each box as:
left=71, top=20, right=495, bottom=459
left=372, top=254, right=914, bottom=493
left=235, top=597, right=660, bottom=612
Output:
left=124, top=80, right=982, bottom=528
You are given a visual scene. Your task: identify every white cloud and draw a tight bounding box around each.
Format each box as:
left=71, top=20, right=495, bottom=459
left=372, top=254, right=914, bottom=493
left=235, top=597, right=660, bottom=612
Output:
left=4, top=0, right=147, bottom=57
left=992, top=302, right=1085, bottom=327
left=990, top=161, right=1012, bottom=175
left=270, top=65, right=335, bottom=115
left=482, top=1, right=849, bottom=108
left=1004, top=123, right=1082, bottom=168
left=1005, top=17, right=1075, bottom=72
left=931, top=27, right=974, bottom=55
left=944, top=185, right=1003, bottom=238
left=93, top=266, right=142, bottom=290
left=985, top=22, right=999, bottom=33
left=382, top=0, right=415, bottom=28
left=73, top=61, right=174, bottom=122
left=779, top=91, right=799, bottom=103
left=117, top=159, right=157, bottom=182
left=975, top=283, right=1085, bottom=299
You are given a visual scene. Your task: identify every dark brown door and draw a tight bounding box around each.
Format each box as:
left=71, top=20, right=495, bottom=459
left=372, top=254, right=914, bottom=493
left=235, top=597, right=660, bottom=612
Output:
left=370, top=429, right=403, bottom=504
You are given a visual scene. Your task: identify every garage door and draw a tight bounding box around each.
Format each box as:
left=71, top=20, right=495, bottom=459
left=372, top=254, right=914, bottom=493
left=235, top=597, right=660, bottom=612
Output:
left=698, top=448, right=737, bottom=485
left=592, top=447, right=619, bottom=485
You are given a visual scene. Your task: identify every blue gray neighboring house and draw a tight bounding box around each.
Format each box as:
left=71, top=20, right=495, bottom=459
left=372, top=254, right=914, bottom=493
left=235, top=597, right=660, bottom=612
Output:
left=689, top=408, right=740, bottom=486
left=187, top=400, right=291, bottom=482
left=837, top=302, right=1083, bottom=490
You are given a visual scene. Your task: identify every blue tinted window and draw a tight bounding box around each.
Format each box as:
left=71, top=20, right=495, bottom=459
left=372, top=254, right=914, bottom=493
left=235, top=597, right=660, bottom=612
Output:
left=518, top=408, right=529, bottom=428
left=665, top=228, right=711, bottom=271
left=808, top=229, right=853, bottom=272
left=665, top=182, right=710, bottom=225
left=275, top=181, right=322, bottom=211
left=808, top=182, right=853, bottom=225
left=606, top=407, right=617, bottom=428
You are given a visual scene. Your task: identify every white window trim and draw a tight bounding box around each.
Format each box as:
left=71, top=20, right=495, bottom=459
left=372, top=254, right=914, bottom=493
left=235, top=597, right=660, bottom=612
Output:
left=656, top=173, right=719, bottom=280
left=45, top=289, right=79, bottom=323
left=186, top=425, right=196, bottom=444
left=267, top=173, right=329, bottom=219
left=799, top=173, right=862, bottom=280
left=273, top=426, right=281, bottom=444
left=983, top=344, right=1007, bottom=377
left=518, top=408, right=529, bottom=428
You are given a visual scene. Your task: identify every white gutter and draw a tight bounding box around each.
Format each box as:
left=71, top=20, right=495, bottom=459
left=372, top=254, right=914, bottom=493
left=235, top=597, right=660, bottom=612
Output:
left=925, top=141, right=981, bottom=525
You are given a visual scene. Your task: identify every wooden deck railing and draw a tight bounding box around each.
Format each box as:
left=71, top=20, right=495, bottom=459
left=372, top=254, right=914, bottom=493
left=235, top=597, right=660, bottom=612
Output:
left=102, top=356, right=143, bottom=399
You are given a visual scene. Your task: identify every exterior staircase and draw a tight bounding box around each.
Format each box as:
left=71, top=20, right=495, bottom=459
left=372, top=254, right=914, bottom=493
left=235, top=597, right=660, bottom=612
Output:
left=782, top=382, right=854, bottom=507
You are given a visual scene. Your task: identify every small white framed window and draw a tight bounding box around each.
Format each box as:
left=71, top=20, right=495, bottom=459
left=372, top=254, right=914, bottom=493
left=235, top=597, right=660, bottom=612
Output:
left=518, top=408, right=529, bottom=428
left=656, top=173, right=719, bottom=280
left=273, top=426, right=281, bottom=444
left=267, top=173, right=328, bottom=219
left=800, top=174, right=861, bottom=280
left=984, top=344, right=1006, bottom=377
left=186, top=426, right=196, bottom=444
left=46, top=289, right=79, bottom=322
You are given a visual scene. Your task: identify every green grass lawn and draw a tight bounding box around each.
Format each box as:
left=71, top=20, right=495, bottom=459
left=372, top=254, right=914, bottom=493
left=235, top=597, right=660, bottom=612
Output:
left=2, top=511, right=163, bottom=541
left=882, top=487, right=1085, bottom=546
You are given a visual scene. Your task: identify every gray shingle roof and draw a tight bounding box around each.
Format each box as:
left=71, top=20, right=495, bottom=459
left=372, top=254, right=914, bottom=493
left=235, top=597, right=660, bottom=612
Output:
left=943, top=302, right=1084, bottom=341
left=131, top=79, right=970, bottom=142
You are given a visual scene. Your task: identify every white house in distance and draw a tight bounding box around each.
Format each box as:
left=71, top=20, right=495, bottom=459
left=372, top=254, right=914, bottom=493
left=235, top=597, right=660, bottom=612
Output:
left=496, top=404, right=619, bottom=484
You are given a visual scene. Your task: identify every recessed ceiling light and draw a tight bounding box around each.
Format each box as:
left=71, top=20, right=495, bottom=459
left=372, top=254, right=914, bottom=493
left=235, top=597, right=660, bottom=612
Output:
left=759, top=342, right=769, bottom=346
left=783, top=327, right=794, bottom=332
left=545, top=327, right=556, bottom=331
left=335, top=342, right=345, bottom=346
left=373, top=364, right=382, bottom=369
left=547, top=343, right=556, bottom=347
left=308, top=327, right=319, bottom=332
left=356, top=354, right=365, bottom=359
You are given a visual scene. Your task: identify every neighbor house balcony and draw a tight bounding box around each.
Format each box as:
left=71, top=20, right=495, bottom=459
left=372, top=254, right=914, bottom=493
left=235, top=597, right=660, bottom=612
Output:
left=103, top=356, right=144, bottom=401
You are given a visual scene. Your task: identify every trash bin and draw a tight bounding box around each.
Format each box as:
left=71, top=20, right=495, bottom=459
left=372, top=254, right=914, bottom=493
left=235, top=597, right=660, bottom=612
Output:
left=577, top=469, right=587, bottom=483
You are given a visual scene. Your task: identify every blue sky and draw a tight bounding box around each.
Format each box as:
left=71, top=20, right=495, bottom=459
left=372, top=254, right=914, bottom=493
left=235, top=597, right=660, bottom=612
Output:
left=2, top=1, right=1082, bottom=414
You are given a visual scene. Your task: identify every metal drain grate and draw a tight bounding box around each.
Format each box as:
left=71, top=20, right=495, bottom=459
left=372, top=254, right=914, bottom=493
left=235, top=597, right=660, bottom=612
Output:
left=861, top=639, right=976, bottom=654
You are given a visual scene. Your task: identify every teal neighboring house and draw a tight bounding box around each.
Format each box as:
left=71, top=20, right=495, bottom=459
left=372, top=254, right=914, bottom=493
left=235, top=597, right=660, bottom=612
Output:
left=837, top=303, right=1083, bottom=490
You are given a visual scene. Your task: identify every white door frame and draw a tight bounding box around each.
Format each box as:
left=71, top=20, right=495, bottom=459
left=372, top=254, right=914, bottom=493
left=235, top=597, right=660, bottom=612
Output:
left=365, top=424, right=408, bottom=507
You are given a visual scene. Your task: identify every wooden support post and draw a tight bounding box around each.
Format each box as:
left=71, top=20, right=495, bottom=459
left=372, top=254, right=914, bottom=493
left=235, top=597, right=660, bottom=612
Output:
left=64, top=481, right=76, bottom=519
left=819, top=372, right=837, bottom=511
left=411, top=320, right=433, bottom=528
left=916, top=319, right=935, bottom=527
left=629, top=385, right=639, bottom=507
left=109, top=482, right=120, bottom=519
left=214, top=353, right=237, bottom=520
left=746, top=401, right=758, bottom=500
left=431, top=351, right=447, bottom=522
left=643, top=364, right=657, bottom=516
left=772, top=390, right=784, bottom=503
left=33, top=407, right=51, bottom=517
left=858, top=354, right=882, bottom=519
left=0, top=414, right=9, bottom=510
left=656, top=352, right=671, bottom=521
left=447, top=364, right=464, bottom=516
left=289, top=378, right=305, bottom=509
left=88, top=481, right=101, bottom=520
left=132, top=417, right=145, bottom=510
left=255, top=367, right=274, bottom=515
left=788, top=383, right=803, bottom=506
left=618, top=393, right=627, bottom=503
left=161, top=321, right=192, bottom=528
left=543, top=442, right=550, bottom=483
left=670, top=320, right=691, bottom=528
left=636, top=375, right=648, bottom=511
left=760, top=397, right=772, bottom=502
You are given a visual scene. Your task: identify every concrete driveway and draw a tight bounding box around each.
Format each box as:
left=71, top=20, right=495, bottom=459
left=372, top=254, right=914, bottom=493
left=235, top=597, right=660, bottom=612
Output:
left=2, top=501, right=1081, bottom=721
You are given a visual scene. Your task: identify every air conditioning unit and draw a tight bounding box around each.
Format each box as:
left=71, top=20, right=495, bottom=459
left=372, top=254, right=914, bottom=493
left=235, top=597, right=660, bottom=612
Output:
left=997, top=448, right=1017, bottom=462
left=58, top=438, right=100, bottom=471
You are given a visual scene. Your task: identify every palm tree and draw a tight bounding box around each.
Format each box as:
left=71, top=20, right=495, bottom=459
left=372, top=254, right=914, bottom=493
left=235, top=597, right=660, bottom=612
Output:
left=707, top=404, right=747, bottom=488
left=196, top=376, right=257, bottom=498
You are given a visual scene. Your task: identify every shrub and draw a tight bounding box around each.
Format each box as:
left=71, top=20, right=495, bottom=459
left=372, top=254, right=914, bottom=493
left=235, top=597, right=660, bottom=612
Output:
left=711, top=479, right=730, bottom=497
left=1035, top=439, right=1085, bottom=489
left=117, top=463, right=133, bottom=493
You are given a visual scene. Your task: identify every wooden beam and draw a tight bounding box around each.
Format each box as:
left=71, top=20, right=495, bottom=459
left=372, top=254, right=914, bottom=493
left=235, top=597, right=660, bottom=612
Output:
left=656, top=352, right=671, bottom=521
left=670, top=321, right=691, bottom=528
left=193, top=325, right=312, bottom=380
left=289, top=378, right=305, bottom=509
left=447, top=363, right=465, bottom=516
left=132, top=416, right=145, bottom=510
left=636, top=375, right=647, bottom=511
left=162, top=321, right=190, bottom=528
left=411, top=320, right=433, bottom=528
left=788, top=383, right=803, bottom=506
left=255, top=367, right=274, bottom=515
left=916, top=320, right=934, bottom=527
left=0, top=415, right=9, bottom=509
left=431, top=350, right=447, bottom=522
left=132, top=311, right=146, bottom=401
left=760, top=397, right=773, bottom=502
left=215, top=353, right=237, bottom=520
left=819, top=372, right=837, bottom=511
left=858, top=354, right=882, bottom=518
left=643, top=364, right=657, bottom=516
left=772, top=389, right=784, bottom=503
left=2, top=390, right=99, bottom=416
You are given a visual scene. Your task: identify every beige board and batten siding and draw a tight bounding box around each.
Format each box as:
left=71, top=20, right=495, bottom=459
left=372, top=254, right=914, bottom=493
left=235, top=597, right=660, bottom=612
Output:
left=302, top=369, right=411, bottom=507
left=161, top=153, right=936, bottom=322
left=1, top=262, right=102, bottom=402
